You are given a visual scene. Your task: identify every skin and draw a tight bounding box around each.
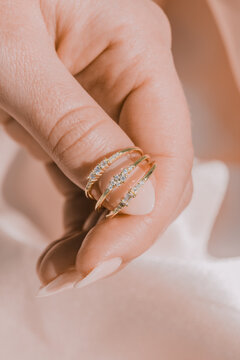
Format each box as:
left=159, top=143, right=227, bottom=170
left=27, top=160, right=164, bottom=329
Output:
left=0, top=0, right=193, bottom=285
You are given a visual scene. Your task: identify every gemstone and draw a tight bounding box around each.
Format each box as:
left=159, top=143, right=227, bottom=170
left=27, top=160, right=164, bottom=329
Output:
left=109, top=152, right=119, bottom=162
left=125, top=193, right=132, bottom=200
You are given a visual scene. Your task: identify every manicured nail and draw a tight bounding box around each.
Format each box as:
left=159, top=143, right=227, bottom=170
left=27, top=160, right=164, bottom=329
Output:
left=99, top=177, right=156, bottom=216
left=36, top=269, right=81, bottom=297
left=74, top=257, right=122, bottom=289
left=121, top=179, right=155, bottom=215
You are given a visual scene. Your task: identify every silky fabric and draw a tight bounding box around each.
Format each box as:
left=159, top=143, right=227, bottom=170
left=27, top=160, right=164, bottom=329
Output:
left=0, top=1, right=240, bottom=359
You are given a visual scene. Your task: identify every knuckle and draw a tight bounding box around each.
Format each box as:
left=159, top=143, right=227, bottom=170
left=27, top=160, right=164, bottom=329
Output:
left=157, top=9, right=172, bottom=46
left=47, top=105, right=99, bottom=150
left=46, top=105, right=112, bottom=183
left=48, top=106, right=106, bottom=159
left=148, top=2, right=172, bottom=47
left=115, top=2, right=172, bottom=53
left=55, top=118, right=106, bottom=163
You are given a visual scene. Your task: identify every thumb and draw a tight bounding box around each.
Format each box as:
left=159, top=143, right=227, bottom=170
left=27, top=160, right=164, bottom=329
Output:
left=0, top=21, right=156, bottom=216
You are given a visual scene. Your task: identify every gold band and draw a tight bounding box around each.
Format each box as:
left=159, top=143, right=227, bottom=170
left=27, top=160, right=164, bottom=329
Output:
left=95, top=154, right=150, bottom=211
left=85, top=147, right=143, bottom=199
left=106, top=162, right=156, bottom=219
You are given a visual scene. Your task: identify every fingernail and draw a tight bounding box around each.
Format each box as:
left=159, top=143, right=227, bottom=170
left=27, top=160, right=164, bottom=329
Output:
left=74, top=257, right=122, bottom=289
left=121, top=179, right=155, bottom=215
left=36, top=269, right=81, bottom=297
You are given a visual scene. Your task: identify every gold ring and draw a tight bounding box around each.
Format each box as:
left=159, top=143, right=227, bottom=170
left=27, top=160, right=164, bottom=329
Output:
left=106, top=162, right=156, bottom=219
left=85, top=147, right=143, bottom=199
left=95, top=154, right=151, bottom=211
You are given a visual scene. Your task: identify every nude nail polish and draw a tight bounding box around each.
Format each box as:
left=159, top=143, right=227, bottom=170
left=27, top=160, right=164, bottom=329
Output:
left=121, top=179, right=155, bottom=215
left=74, top=257, right=122, bottom=289
left=36, top=269, right=80, bottom=297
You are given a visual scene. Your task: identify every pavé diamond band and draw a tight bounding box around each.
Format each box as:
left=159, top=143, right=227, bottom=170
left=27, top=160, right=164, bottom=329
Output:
left=105, top=163, right=156, bottom=218
left=95, top=154, right=151, bottom=211
left=85, top=147, right=143, bottom=199
left=84, top=147, right=156, bottom=218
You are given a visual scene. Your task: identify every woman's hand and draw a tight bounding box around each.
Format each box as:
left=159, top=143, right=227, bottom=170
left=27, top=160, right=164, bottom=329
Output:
left=0, top=0, right=193, bottom=294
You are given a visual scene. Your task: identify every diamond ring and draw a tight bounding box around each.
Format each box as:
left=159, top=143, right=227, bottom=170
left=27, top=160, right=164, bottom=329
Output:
left=84, top=147, right=156, bottom=218
left=85, top=147, right=143, bottom=199
left=95, top=154, right=151, bottom=211
left=106, top=163, right=156, bottom=218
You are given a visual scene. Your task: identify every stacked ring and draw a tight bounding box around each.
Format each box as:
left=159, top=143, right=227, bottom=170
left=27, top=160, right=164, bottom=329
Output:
left=84, top=147, right=156, bottom=218
left=85, top=147, right=143, bottom=199
left=106, top=163, right=156, bottom=218
left=95, top=154, right=150, bottom=210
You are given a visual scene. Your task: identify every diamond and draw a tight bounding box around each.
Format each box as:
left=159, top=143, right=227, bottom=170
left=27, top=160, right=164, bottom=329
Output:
left=125, top=193, right=132, bottom=200
left=109, top=152, right=119, bottom=162
left=120, top=174, right=126, bottom=181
